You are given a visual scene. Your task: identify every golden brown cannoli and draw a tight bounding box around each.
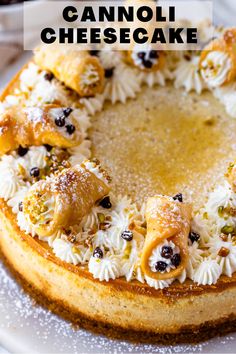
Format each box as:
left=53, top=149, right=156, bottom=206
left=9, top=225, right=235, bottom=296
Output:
left=123, top=0, right=166, bottom=71
left=34, top=46, right=104, bottom=97
left=141, top=195, right=192, bottom=280
left=0, top=104, right=82, bottom=155
left=23, top=161, right=110, bottom=237
left=199, top=28, right=236, bottom=87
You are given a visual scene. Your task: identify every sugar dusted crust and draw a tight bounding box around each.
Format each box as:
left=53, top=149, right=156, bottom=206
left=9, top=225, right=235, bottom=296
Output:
left=1, top=198, right=236, bottom=344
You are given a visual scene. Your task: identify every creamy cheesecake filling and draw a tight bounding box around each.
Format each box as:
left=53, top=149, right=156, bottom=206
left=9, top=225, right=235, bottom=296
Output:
left=2, top=22, right=236, bottom=290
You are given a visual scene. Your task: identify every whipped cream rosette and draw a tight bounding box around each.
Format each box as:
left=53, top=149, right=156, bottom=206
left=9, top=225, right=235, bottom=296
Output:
left=22, top=161, right=110, bottom=237
left=141, top=195, right=192, bottom=280
left=199, top=28, right=236, bottom=88
left=0, top=104, right=83, bottom=155
left=34, top=46, right=105, bottom=97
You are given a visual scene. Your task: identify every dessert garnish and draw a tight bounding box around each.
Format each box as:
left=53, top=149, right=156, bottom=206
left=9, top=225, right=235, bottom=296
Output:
left=99, top=196, right=112, bottom=209
left=30, top=167, right=40, bottom=178
left=141, top=195, right=192, bottom=280
left=218, top=247, right=230, bottom=257
left=93, top=247, right=103, bottom=259
left=200, top=29, right=236, bottom=88
left=34, top=46, right=105, bottom=96
left=105, top=68, right=114, bottom=78
left=0, top=105, right=83, bottom=155
left=17, top=146, right=29, bottom=157
left=154, top=261, right=167, bottom=272
left=173, top=193, right=183, bottom=202
left=189, top=231, right=200, bottom=244
left=171, top=253, right=181, bottom=267
left=121, top=230, right=133, bottom=241
left=127, top=44, right=165, bottom=72
left=22, top=162, right=110, bottom=237
left=66, top=124, right=76, bottom=135
left=160, top=245, right=173, bottom=258
left=44, top=72, right=54, bottom=82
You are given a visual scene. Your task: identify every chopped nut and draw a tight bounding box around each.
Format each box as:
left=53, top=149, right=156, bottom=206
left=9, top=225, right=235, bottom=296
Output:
left=220, top=233, right=228, bottom=242
left=218, top=247, right=230, bottom=257
left=97, top=213, right=105, bottom=223
left=67, top=234, right=76, bottom=243
left=72, top=246, right=81, bottom=255
left=221, top=225, right=235, bottom=235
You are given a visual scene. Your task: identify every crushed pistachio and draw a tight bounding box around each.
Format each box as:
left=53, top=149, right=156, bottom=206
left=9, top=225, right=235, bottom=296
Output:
left=220, top=233, right=228, bottom=242
left=218, top=206, right=224, bottom=218
left=97, top=213, right=105, bottom=223
left=221, top=225, right=235, bottom=235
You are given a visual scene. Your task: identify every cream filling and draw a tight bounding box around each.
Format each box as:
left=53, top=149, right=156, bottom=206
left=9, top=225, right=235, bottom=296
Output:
left=83, top=160, right=109, bottom=185
left=24, top=192, right=55, bottom=234
left=149, top=240, right=180, bottom=273
left=201, top=51, right=232, bottom=88
left=131, top=44, right=159, bottom=70
left=80, top=64, right=100, bottom=91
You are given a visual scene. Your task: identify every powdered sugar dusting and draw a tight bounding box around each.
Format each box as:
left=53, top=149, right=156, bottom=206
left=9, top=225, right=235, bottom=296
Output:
left=0, top=261, right=235, bottom=353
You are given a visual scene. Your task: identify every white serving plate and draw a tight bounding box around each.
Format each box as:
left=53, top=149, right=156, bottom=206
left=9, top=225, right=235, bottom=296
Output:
left=1, top=261, right=236, bottom=354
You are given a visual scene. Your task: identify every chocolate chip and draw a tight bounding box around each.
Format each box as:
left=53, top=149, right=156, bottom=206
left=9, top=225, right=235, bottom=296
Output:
left=93, top=247, right=103, bottom=259
left=155, top=261, right=167, bottom=272
left=161, top=246, right=173, bottom=259
left=63, top=107, right=73, bottom=117
left=173, top=193, right=183, bottom=202
left=18, top=202, right=23, bottom=212
left=90, top=50, right=100, bottom=57
left=55, top=116, right=65, bottom=127
left=121, top=230, right=133, bottom=241
left=44, top=72, right=54, bottom=81
left=30, top=167, right=40, bottom=178
left=189, top=231, right=200, bottom=244
left=99, top=196, right=112, bottom=209
left=149, top=50, right=159, bottom=59
left=105, top=68, right=114, bottom=78
left=137, top=52, right=145, bottom=59
left=17, top=146, right=28, bottom=157
left=184, top=54, right=191, bottom=61
left=143, top=60, right=153, bottom=69
left=66, top=124, right=76, bottom=135
left=171, top=253, right=181, bottom=268
left=44, top=144, right=53, bottom=152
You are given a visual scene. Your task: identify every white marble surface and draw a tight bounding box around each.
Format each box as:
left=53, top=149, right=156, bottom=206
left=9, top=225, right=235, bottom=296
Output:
left=1, top=259, right=236, bottom=354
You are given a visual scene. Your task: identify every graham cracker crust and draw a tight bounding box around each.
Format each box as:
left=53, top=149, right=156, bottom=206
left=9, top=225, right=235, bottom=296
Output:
left=1, top=248, right=236, bottom=345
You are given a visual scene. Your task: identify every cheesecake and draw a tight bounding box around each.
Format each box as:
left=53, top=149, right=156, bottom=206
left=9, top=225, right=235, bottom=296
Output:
left=1, top=24, right=236, bottom=344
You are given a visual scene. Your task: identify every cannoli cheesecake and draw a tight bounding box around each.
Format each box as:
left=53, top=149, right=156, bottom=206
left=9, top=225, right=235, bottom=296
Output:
left=2, top=24, right=236, bottom=344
